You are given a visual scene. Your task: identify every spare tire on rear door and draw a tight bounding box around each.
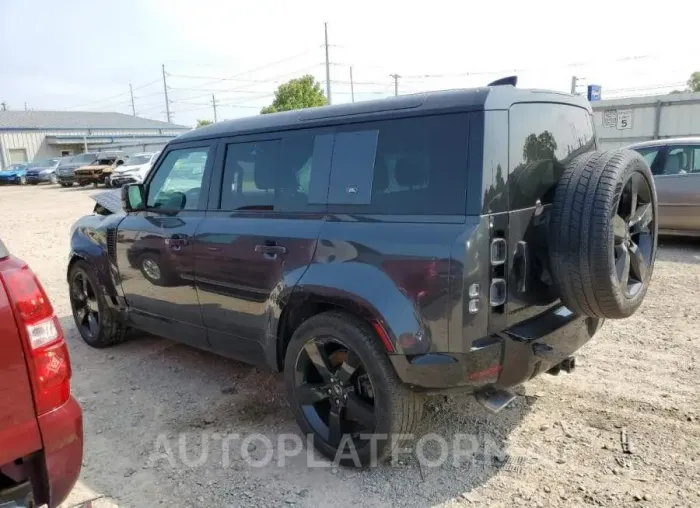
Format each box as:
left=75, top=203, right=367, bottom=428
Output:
left=549, top=149, right=658, bottom=319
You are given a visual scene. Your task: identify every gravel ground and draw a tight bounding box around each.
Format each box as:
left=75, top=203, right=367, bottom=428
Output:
left=1, top=184, right=699, bottom=508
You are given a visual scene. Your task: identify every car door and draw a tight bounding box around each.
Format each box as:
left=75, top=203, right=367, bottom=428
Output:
left=116, top=141, right=216, bottom=348
left=651, top=144, right=700, bottom=233
left=193, top=129, right=332, bottom=366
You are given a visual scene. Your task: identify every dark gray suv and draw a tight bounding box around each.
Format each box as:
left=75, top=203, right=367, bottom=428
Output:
left=67, top=83, right=658, bottom=466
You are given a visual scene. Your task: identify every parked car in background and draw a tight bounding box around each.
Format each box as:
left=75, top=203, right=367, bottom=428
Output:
left=57, top=153, right=99, bottom=187
left=0, top=237, right=83, bottom=507
left=109, top=151, right=159, bottom=187
left=627, top=137, right=700, bottom=236
left=68, top=85, right=657, bottom=466
left=0, top=163, right=29, bottom=185
left=74, top=152, right=127, bottom=188
left=25, top=158, right=61, bottom=185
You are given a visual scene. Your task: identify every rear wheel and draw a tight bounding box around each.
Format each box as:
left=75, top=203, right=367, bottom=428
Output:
left=69, top=260, right=126, bottom=348
left=284, top=311, right=424, bottom=466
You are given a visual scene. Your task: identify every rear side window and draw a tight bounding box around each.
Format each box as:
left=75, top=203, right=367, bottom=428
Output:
left=220, top=132, right=333, bottom=211
left=509, top=103, right=595, bottom=210
left=326, top=114, right=469, bottom=215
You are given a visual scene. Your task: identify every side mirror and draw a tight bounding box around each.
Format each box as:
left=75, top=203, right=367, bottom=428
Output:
left=122, top=183, right=145, bottom=212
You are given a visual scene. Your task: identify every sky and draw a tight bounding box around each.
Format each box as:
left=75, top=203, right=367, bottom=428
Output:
left=1, top=0, right=699, bottom=127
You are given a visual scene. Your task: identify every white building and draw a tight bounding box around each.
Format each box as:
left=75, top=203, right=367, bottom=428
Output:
left=0, top=111, right=190, bottom=169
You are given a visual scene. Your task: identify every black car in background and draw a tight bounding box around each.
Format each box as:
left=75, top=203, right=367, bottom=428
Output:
left=56, top=153, right=98, bottom=187
left=25, top=158, right=61, bottom=184
left=68, top=84, right=658, bottom=466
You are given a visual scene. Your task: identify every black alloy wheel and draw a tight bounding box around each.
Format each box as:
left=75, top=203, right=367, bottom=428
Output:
left=70, top=270, right=101, bottom=340
left=612, top=171, right=655, bottom=298
left=293, top=337, right=377, bottom=450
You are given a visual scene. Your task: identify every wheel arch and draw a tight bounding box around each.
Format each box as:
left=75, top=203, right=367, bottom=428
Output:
left=274, top=272, right=431, bottom=371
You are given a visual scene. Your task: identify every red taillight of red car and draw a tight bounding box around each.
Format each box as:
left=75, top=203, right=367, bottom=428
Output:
left=0, top=257, right=72, bottom=415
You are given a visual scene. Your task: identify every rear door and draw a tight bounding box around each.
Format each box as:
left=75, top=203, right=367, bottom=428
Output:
left=651, top=144, right=700, bottom=233
left=116, top=142, right=216, bottom=348
left=505, top=103, right=597, bottom=325
left=0, top=252, right=42, bottom=466
left=193, top=129, right=331, bottom=366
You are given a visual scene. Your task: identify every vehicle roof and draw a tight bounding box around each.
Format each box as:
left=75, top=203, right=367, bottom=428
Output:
left=175, top=86, right=591, bottom=143
left=627, top=137, right=700, bottom=149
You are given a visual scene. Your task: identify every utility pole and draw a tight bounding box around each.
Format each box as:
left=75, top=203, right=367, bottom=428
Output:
left=162, top=64, right=171, bottom=123
left=212, top=94, right=218, bottom=122
left=570, top=76, right=578, bottom=95
left=349, top=66, right=355, bottom=103
left=129, top=83, right=136, bottom=116
left=324, top=22, right=332, bottom=105
left=391, top=74, right=401, bottom=96
left=24, top=102, right=27, bottom=111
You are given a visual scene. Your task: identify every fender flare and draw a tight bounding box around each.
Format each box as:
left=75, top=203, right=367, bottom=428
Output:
left=275, top=262, right=432, bottom=360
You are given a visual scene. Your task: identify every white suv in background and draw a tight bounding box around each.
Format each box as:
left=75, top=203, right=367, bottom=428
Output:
left=109, top=152, right=160, bottom=187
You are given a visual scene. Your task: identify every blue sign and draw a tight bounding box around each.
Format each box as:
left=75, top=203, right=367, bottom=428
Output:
left=588, top=85, right=602, bottom=101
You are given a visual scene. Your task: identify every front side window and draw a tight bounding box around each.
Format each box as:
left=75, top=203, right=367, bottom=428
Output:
left=634, top=147, right=662, bottom=170
left=147, top=147, right=209, bottom=210
left=661, top=146, right=694, bottom=175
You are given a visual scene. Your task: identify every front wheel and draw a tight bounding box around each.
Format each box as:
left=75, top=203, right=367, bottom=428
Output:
left=68, top=261, right=126, bottom=348
left=49, top=173, right=58, bottom=184
left=284, top=311, right=424, bottom=467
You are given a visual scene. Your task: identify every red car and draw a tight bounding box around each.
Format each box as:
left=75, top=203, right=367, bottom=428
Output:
left=0, top=238, right=83, bottom=507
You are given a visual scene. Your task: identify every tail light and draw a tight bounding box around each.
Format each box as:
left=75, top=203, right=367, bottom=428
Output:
left=0, top=257, right=71, bottom=415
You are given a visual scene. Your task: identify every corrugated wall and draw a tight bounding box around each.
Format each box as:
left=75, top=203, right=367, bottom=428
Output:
left=592, top=91, right=700, bottom=150
left=0, top=131, right=63, bottom=169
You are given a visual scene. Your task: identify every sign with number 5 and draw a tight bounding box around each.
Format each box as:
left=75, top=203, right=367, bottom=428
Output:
left=616, top=110, right=633, bottom=130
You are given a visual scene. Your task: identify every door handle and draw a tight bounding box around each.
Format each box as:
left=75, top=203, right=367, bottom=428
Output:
left=514, top=241, right=528, bottom=293
left=255, top=243, right=288, bottom=255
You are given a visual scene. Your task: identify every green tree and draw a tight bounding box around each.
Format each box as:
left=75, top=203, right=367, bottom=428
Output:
left=687, top=72, right=700, bottom=92
left=196, top=119, right=213, bottom=128
left=260, top=75, right=327, bottom=114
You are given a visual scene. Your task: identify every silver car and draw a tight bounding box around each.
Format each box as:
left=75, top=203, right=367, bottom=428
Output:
left=627, top=137, right=700, bottom=236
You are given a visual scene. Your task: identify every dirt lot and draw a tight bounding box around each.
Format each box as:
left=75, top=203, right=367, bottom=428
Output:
left=1, top=184, right=699, bottom=508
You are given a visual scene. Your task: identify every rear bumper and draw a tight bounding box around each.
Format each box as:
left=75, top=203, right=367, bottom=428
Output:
left=0, top=177, right=22, bottom=184
left=37, top=396, right=83, bottom=508
left=391, top=305, right=603, bottom=390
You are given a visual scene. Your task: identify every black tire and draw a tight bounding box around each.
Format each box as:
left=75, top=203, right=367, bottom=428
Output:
left=68, top=260, right=126, bottom=348
left=49, top=173, right=58, bottom=184
left=284, top=311, right=424, bottom=467
left=60, top=183, right=69, bottom=188
left=29, top=182, right=38, bottom=185
left=550, top=149, right=658, bottom=319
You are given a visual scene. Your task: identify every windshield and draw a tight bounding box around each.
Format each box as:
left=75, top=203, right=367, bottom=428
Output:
left=127, top=154, right=152, bottom=165
left=5, top=164, right=26, bottom=171
left=27, top=159, right=58, bottom=169
left=73, top=153, right=98, bottom=164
